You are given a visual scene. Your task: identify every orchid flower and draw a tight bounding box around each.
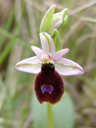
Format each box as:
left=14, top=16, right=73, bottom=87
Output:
left=16, top=32, right=84, bottom=104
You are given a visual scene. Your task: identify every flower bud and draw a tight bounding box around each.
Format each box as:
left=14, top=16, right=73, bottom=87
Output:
left=49, top=8, right=68, bottom=33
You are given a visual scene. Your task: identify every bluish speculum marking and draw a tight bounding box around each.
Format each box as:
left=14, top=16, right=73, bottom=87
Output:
left=41, top=85, right=53, bottom=94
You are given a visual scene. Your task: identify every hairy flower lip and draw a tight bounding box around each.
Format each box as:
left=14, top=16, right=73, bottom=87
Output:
left=34, top=63, right=64, bottom=104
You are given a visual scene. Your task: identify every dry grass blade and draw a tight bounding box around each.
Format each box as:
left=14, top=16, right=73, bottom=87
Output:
left=0, top=117, right=18, bottom=127
left=69, top=0, right=96, bottom=15
left=78, top=126, right=95, bottom=128
left=84, top=62, right=96, bottom=72
left=14, top=0, right=21, bottom=22
left=80, top=17, right=96, bottom=23
left=76, top=34, right=96, bottom=45
left=25, top=0, right=38, bottom=42
left=62, top=21, right=81, bottom=45
left=29, top=1, right=46, bottom=12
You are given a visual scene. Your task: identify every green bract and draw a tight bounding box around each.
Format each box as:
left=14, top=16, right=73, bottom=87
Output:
left=51, top=29, right=62, bottom=51
left=63, top=15, right=68, bottom=28
left=40, top=5, right=56, bottom=33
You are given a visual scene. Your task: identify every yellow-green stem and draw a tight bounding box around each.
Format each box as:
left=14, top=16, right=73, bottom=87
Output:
left=47, top=103, right=54, bottom=128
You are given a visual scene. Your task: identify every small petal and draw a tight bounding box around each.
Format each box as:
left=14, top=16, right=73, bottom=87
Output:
left=55, top=58, right=84, bottom=76
left=31, top=46, right=46, bottom=59
left=39, top=32, right=55, bottom=55
left=15, top=56, right=41, bottom=74
left=51, top=48, right=69, bottom=62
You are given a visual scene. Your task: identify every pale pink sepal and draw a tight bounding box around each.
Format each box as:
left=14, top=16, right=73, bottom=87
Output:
left=51, top=48, right=69, bottom=62
left=15, top=56, right=41, bottom=74
left=39, top=32, right=55, bottom=55
left=31, top=46, right=46, bottom=59
left=55, top=58, right=84, bottom=76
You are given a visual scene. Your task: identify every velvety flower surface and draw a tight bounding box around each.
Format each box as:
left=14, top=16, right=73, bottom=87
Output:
left=16, top=32, right=84, bottom=104
left=34, top=63, right=64, bottom=104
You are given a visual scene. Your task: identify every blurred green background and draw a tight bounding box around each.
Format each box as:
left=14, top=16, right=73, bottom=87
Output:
left=0, top=0, right=96, bottom=128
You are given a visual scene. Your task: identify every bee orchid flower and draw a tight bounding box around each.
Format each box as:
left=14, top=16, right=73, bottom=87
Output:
left=16, top=32, right=84, bottom=104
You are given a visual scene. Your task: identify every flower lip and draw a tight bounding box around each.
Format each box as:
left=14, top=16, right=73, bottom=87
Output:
left=34, top=63, right=64, bottom=104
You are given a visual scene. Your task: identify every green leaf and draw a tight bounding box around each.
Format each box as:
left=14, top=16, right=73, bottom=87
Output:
left=0, top=75, right=6, bottom=111
left=0, top=27, right=31, bottom=49
left=51, top=29, right=62, bottom=51
left=32, top=92, right=48, bottom=128
left=52, top=92, right=75, bottom=128
left=0, top=9, right=14, bottom=51
left=31, top=92, right=75, bottom=128
left=40, top=5, right=56, bottom=33
left=0, top=27, right=13, bottom=39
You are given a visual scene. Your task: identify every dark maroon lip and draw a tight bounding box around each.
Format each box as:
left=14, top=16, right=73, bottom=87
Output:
left=34, top=63, right=64, bottom=104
